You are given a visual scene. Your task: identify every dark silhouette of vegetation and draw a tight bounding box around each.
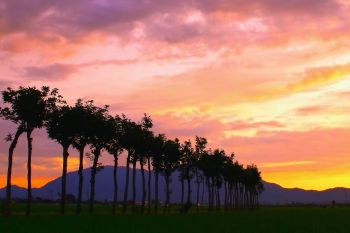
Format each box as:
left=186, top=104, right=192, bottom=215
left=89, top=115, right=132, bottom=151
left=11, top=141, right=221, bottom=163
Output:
left=46, top=105, right=76, bottom=215
left=0, top=86, right=62, bottom=215
left=105, top=115, right=124, bottom=215
left=0, top=85, right=264, bottom=216
left=150, top=134, right=166, bottom=215
left=161, top=138, right=181, bottom=214
left=70, top=100, right=98, bottom=215
left=85, top=106, right=114, bottom=214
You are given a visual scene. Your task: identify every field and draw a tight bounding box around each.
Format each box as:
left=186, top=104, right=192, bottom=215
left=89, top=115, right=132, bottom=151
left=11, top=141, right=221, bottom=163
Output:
left=1, top=204, right=350, bottom=233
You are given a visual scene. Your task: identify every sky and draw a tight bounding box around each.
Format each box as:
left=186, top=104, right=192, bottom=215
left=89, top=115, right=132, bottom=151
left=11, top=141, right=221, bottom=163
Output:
left=1, top=0, right=350, bottom=190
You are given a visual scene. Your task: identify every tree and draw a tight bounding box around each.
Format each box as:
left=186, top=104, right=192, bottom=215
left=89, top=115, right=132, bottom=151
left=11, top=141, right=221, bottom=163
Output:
left=86, top=106, right=114, bottom=214
left=181, top=140, right=194, bottom=213
left=46, top=105, right=76, bottom=215
left=70, top=99, right=99, bottom=214
left=197, top=148, right=225, bottom=211
left=221, top=153, right=234, bottom=210
left=161, top=138, right=181, bottom=214
left=119, top=115, right=138, bottom=214
left=145, top=131, right=155, bottom=214
left=243, top=165, right=264, bottom=209
left=135, top=114, right=153, bottom=214
left=150, top=134, right=166, bottom=214
left=0, top=86, right=62, bottom=215
left=177, top=158, right=186, bottom=210
left=194, top=136, right=207, bottom=212
left=106, top=115, right=124, bottom=215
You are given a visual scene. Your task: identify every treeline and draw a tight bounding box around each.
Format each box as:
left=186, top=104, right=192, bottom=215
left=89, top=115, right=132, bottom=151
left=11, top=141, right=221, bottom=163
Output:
left=0, top=86, right=264, bottom=216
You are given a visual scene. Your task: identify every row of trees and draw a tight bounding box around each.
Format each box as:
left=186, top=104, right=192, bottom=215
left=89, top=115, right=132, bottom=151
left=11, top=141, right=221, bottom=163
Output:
left=0, top=86, right=264, bottom=215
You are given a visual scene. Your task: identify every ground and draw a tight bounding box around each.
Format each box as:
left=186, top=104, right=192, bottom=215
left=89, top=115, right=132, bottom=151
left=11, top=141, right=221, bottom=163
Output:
left=0, top=204, right=350, bottom=233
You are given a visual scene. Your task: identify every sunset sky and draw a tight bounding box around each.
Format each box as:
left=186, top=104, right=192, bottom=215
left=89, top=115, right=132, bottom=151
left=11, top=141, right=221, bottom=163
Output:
left=1, top=0, right=350, bottom=190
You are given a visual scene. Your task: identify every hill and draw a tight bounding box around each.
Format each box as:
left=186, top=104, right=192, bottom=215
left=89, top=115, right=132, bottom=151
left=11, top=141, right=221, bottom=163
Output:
left=1, top=166, right=350, bottom=205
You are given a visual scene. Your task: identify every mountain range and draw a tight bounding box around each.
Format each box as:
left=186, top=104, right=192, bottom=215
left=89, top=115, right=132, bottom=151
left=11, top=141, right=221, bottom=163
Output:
left=1, top=166, right=350, bottom=205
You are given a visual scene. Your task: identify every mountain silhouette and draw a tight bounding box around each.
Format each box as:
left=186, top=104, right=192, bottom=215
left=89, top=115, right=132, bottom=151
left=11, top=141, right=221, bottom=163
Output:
left=1, top=166, right=350, bottom=205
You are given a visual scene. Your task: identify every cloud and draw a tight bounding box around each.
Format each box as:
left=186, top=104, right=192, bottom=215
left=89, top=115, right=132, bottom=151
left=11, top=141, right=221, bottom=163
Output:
left=295, top=106, right=326, bottom=115
left=228, top=120, right=285, bottom=131
left=289, top=63, right=350, bottom=92
left=193, top=0, right=341, bottom=16
left=20, top=63, right=77, bottom=81
left=219, top=127, right=350, bottom=164
left=261, top=160, right=316, bottom=168
left=1, top=0, right=349, bottom=48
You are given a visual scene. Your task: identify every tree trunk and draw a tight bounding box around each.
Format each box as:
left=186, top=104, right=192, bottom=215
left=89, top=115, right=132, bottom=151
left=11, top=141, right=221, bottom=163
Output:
left=140, top=160, right=146, bottom=214
left=154, top=171, right=159, bottom=214
left=132, top=160, right=137, bottom=213
left=4, top=126, right=24, bottom=216
left=211, top=179, right=215, bottom=211
left=112, top=154, right=118, bottom=215
left=89, top=150, right=99, bottom=214
left=216, top=186, right=221, bottom=211
left=122, top=152, right=131, bottom=214
left=147, top=157, right=152, bottom=214
left=77, top=145, right=85, bottom=214
left=200, top=178, right=205, bottom=209
left=164, top=175, right=170, bottom=214
left=206, top=178, right=211, bottom=212
left=196, top=173, right=200, bottom=213
left=180, top=178, right=184, bottom=208
left=186, top=175, right=192, bottom=208
left=26, top=129, right=33, bottom=216
left=61, top=145, right=69, bottom=215
left=224, top=182, right=227, bottom=211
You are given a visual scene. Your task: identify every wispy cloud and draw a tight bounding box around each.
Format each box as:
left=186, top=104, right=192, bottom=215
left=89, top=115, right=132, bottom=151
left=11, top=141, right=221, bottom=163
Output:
left=261, top=161, right=316, bottom=168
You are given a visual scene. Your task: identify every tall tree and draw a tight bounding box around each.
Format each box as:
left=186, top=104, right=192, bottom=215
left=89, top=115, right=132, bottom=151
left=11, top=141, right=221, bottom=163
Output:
left=46, top=105, right=76, bottom=215
left=70, top=99, right=98, bottom=214
left=194, top=136, right=207, bottom=212
left=150, top=134, right=166, bottom=214
left=181, top=140, right=194, bottom=213
left=118, top=115, right=139, bottom=214
left=106, top=115, right=124, bottom=215
left=136, top=114, right=153, bottom=214
left=243, top=165, right=264, bottom=209
left=0, top=86, right=62, bottom=215
left=161, top=138, right=181, bottom=214
left=87, top=106, right=114, bottom=214
left=145, top=131, right=155, bottom=214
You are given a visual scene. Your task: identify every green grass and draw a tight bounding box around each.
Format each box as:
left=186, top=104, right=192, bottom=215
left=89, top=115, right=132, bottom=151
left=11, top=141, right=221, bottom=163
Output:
left=1, top=204, right=350, bottom=233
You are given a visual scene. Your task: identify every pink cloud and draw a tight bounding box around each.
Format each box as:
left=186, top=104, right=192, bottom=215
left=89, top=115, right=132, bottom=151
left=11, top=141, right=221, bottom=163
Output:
left=228, top=120, right=285, bottom=131
left=295, top=106, right=326, bottom=115
left=219, top=127, right=350, bottom=165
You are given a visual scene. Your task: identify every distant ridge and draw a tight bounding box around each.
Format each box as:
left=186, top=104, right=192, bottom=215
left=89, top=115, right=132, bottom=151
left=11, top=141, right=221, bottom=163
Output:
left=1, top=166, right=350, bottom=205
left=261, top=181, right=350, bottom=204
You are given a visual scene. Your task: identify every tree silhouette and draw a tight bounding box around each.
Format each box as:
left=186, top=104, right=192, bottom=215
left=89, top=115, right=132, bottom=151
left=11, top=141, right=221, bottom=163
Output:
left=161, top=138, right=181, bottom=214
left=150, top=134, right=166, bottom=215
left=145, top=131, right=155, bottom=214
left=181, top=140, right=195, bottom=213
left=86, top=106, right=114, bottom=214
left=136, top=114, right=153, bottom=214
left=70, top=99, right=100, bottom=214
left=243, top=165, right=264, bottom=209
left=178, top=159, right=186, bottom=210
left=118, top=115, right=138, bottom=214
left=46, top=105, right=76, bottom=215
left=194, top=136, right=207, bottom=212
left=0, top=86, right=62, bottom=215
left=106, top=115, right=124, bottom=215
left=117, top=116, right=139, bottom=214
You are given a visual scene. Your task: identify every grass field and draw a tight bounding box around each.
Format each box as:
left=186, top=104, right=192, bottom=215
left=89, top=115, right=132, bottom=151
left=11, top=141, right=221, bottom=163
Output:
left=1, top=204, right=350, bottom=233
